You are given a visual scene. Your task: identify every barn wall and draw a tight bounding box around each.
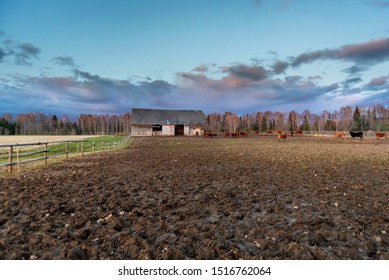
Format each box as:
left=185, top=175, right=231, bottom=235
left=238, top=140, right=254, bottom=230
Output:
left=188, top=126, right=203, bottom=136
left=162, top=125, right=175, bottom=136
left=131, top=125, right=152, bottom=136
left=131, top=124, right=203, bottom=136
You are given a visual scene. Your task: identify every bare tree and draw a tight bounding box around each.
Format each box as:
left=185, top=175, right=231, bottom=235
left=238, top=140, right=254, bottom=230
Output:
left=224, top=112, right=240, bottom=133
left=339, top=106, right=353, bottom=131
left=274, top=111, right=285, bottom=131
left=206, top=113, right=223, bottom=133
left=255, top=112, right=264, bottom=132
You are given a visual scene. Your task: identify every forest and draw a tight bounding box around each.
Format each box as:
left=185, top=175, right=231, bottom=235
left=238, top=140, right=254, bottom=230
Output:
left=0, top=113, right=131, bottom=135
left=205, top=105, right=389, bottom=134
left=0, top=105, right=388, bottom=135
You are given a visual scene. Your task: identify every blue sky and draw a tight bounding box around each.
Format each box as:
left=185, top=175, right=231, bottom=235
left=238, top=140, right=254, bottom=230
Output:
left=1, top=0, right=389, bottom=117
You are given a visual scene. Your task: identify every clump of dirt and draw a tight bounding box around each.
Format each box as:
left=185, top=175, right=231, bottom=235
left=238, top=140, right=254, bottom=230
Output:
left=0, top=135, right=388, bottom=259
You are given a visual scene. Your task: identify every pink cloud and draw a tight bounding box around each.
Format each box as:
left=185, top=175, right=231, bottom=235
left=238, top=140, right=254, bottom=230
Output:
left=292, top=37, right=389, bottom=67
left=338, top=38, right=389, bottom=59
left=192, top=64, right=208, bottom=72
left=368, top=75, right=389, bottom=86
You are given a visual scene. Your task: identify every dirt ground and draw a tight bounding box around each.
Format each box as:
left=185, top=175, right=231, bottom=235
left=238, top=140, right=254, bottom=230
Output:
left=0, top=135, right=388, bottom=260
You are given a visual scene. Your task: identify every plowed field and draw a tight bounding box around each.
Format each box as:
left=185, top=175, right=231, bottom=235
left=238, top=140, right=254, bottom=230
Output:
left=0, top=135, right=388, bottom=259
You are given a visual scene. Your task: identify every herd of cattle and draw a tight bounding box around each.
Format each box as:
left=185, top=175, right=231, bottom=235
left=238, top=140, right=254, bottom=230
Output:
left=203, top=129, right=388, bottom=141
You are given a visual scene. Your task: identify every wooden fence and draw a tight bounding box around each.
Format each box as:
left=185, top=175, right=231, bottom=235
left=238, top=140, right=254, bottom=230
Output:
left=0, top=138, right=130, bottom=174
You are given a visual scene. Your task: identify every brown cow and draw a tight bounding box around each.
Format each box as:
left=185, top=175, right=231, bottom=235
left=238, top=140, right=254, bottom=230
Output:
left=204, top=130, right=217, bottom=138
left=239, top=131, right=248, bottom=137
left=334, top=131, right=346, bottom=138
left=267, top=130, right=273, bottom=134
left=295, top=130, right=303, bottom=135
left=277, top=132, right=287, bottom=141
left=375, top=132, right=388, bottom=140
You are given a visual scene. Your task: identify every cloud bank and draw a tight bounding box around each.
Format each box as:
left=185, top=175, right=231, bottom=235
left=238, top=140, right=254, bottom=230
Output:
left=1, top=35, right=389, bottom=116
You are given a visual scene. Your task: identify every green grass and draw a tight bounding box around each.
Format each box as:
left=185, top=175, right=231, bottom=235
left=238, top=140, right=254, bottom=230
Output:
left=0, top=136, right=132, bottom=173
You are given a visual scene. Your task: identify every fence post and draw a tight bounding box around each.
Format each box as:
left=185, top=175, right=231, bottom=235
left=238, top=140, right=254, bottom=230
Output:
left=65, top=142, right=69, bottom=160
left=81, top=141, right=84, bottom=156
left=44, top=143, right=48, bottom=165
left=8, top=146, right=13, bottom=174
left=16, top=148, right=20, bottom=173
left=93, top=141, right=96, bottom=153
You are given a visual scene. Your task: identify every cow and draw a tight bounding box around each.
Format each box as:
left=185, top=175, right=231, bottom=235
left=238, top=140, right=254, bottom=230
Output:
left=224, top=132, right=231, bottom=137
left=204, top=130, right=217, bottom=138
left=253, top=130, right=260, bottom=135
left=276, top=130, right=283, bottom=134
left=334, top=131, right=346, bottom=138
left=294, top=130, right=303, bottom=135
left=239, top=131, right=249, bottom=137
left=267, top=130, right=273, bottom=134
left=350, top=131, right=363, bottom=139
left=277, top=132, right=287, bottom=141
left=375, top=132, right=388, bottom=140
left=231, top=132, right=239, bottom=137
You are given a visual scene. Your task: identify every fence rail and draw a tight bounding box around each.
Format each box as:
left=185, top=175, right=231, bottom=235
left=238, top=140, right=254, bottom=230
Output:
left=0, top=138, right=130, bottom=174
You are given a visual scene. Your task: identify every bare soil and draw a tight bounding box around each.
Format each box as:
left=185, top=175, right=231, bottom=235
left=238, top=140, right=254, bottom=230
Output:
left=0, top=135, right=388, bottom=259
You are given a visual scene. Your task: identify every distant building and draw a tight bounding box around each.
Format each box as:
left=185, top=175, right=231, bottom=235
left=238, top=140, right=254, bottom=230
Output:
left=131, top=108, right=205, bottom=136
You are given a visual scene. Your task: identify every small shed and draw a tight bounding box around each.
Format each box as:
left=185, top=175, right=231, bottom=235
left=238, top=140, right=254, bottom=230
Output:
left=131, top=108, right=205, bottom=136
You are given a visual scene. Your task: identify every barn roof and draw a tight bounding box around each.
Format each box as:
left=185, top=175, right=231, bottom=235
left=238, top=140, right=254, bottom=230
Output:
left=131, top=108, right=205, bottom=125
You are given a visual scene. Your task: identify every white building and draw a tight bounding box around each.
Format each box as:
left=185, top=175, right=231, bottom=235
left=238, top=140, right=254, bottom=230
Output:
left=131, top=108, right=205, bottom=136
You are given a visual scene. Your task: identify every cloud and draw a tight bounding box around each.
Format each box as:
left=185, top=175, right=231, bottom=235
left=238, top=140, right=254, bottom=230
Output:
left=291, top=38, right=389, bottom=68
left=14, top=43, right=41, bottom=65
left=291, top=49, right=336, bottom=67
left=223, top=64, right=268, bottom=81
left=0, top=32, right=41, bottom=65
left=365, top=0, right=389, bottom=8
left=344, top=77, right=363, bottom=85
left=177, top=63, right=343, bottom=113
left=1, top=30, right=389, bottom=116
left=51, top=56, right=77, bottom=67
left=74, top=69, right=104, bottom=82
left=368, top=75, right=389, bottom=86
left=285, top=76, right=302, bottom=84
left=343, top=65, right=369, bottom=75
left=177, top=72, right=207, bottom=82
left=1, top=71, right=180, bottom=116
left=271, top=60, right=289, bottom=74
left=0, top=47, right=7, bottom=62
left=192, top=64, right=208, bottom=72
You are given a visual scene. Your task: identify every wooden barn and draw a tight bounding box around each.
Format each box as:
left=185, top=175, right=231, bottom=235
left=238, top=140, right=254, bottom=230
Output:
left=131, top=108, right=205, bottom=136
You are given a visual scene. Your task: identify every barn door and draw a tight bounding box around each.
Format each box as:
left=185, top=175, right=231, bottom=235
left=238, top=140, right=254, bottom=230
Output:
left=175, top=124, right=184, bottom=136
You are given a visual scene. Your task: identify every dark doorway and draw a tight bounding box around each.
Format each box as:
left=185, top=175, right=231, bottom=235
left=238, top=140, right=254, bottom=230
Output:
left=152, top=124, right=162, bottom=132
left=175, top=124, right=184, bottom=136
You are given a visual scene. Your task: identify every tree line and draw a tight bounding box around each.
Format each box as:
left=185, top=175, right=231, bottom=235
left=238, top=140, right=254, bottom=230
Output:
left=0, top=112, right=131, bottom=135
left=1, top=105, right=388, bottom=135
left=204, top=105, right=389, bottom=134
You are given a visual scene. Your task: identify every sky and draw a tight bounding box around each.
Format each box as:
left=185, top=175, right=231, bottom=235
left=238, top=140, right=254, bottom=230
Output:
left=1, top=0, right=389, bottom=117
